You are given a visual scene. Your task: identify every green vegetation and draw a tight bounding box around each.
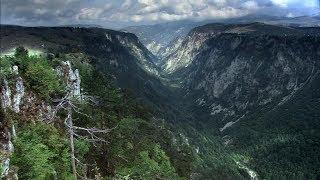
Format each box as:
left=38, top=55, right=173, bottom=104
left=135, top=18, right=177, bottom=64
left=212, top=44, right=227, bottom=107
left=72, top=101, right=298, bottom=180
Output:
left=1, top=47, right=63, bottom=101
left=116, top=144, right=180, bottom=179
left=24, top=58, right=63, bottom=100
left=14, top=46, right=28, bottom=58
left=0, top=56, right=13, bottom=78
left=11, top=123, right=72, bottom=179
left=2, top=48, right=193, bottom=179
left=224, top=74, right=320, bottom=179
left=65, top=53, right=193, bottom=178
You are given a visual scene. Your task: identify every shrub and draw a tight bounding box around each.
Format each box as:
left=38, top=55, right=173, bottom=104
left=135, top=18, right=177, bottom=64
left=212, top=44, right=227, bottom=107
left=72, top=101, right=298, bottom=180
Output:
left=0, top=56, right=13, bottom=79
left=25, top=58, right=63, bottom=101
left=11, top=123, right=72, bottom=179
left=116, top=144, right=181, bottom=179
left=14, top=46, right=28, bottom=59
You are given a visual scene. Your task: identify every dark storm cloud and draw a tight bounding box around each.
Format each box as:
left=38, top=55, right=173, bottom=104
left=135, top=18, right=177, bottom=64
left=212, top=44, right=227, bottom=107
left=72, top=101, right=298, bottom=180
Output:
left=0, top=0, right=319, bottom=28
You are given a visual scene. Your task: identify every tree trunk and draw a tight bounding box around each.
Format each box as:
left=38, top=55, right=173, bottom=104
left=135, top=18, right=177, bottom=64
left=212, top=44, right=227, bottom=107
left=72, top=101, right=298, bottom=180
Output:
left=67, top=103, right=77, bottom=180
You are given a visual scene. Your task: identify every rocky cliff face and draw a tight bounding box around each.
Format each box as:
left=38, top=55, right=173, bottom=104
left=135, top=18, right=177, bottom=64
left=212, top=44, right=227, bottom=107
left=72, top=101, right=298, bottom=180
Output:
left=163, top=23, right=312, bottom=73
left=168, top=23, right=320, bottom=128
left=0, top=60, right=81, bottom=178
left=0, top=26, right=177, bottom=116
left=161, top=23, right=320, bottom=177
left=123, top=16, right=320, bottom=63
left=189, top=34, right=318, bottom=128
left=123, top=21, right=204, bottom=61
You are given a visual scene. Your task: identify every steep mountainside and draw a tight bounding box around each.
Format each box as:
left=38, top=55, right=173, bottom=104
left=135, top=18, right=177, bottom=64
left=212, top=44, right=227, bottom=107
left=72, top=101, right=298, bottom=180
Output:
left=0, top=28, right=198, bottom=178
left=165, top=23, right=320, bottom=178
left=1, top=23, right=320, bottom=179
left=0, top=25, right=185, bottom=119
left=163, top=23, right=317, bottom=74
left=123, top=21, right=206, bottom=61
left=123, top=16, right=319, bottom=62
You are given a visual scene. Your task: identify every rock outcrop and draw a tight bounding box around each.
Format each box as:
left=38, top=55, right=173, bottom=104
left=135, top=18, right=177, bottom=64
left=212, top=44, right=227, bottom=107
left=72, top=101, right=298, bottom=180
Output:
left=61, top=61, right=81, bottom=97
left=0, top=61, right=82, bottom=178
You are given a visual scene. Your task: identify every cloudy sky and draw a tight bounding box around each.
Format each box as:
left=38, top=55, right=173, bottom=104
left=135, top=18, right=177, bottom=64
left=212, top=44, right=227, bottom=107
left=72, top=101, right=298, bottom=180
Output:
left=1, top=0, right=319, bottom=28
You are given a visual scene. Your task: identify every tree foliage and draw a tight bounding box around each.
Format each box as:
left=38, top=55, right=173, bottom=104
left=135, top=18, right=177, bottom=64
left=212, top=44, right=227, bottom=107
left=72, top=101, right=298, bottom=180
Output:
left=14, top=46, right=28, bottom=59
left=24, top=58, right=63, bottom=100
left=5, top=51, right=193, bottom=179
left=11, top=123, right=72, bottom=179
left=116, top=144, right=181, bottom=179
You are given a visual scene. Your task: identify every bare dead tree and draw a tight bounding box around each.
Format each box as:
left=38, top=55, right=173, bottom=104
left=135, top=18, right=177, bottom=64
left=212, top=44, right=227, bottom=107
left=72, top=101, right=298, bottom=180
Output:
left=66, top=101, right=77, bottom=180
left=52, top=94, right=115, bottom=180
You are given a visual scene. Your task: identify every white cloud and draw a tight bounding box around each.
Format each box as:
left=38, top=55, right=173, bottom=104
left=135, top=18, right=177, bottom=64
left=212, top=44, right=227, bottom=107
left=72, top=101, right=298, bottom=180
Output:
left=131, top=15, right=143, bottom=22
left=286, top=12, right=294, bottom=17
left=1, top=0, right=318, bottom=27
left=213, top=0, right=227, bottom=7
left=121, top=0, right=132, bottom=10
left=304, top=0, right=318, bottom=8
left=35, top=8, right=47, bottom=15
left=33, top=0, right=48, bottom=4
left=243, top=1, right=259, bottom=10
left=197, top=5, right=248, bottom=19
left=76, top=8, right=103, bottom=20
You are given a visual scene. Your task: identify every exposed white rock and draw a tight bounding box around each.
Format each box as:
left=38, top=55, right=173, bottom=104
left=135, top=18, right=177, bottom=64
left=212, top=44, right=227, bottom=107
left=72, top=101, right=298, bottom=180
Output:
left=55, top=66, right=64, bottom=77
left=1, top=79, right=12, bottom=110
left=73, top=69, right=81, bottom=97
left=220, top=114, right=246, bottom=132
left=39, top=102, right=56, bottom=122
left=146, top=41, right=163, bottom=55
left=179, top=133, right=190, bottom=146
left=210, top=103, right=235, bottom=117
left=236, top=161, right=259, bottom=180
left=159, top=37, right=183, bottom=59
left=222, top=135, right=233, bottom=146
left=230, top=37, right=242, bottom=50
left=195, top=147, right=200, bottom=154
left=196, top=98, right=206, bottom=106
left=164, top=33, right=209, bottom=73
left=11, top=125, right=16, bottom=139
left=210, top=104, right=225, bottom=115
left=1, top=132, right=14, bottom=178
left=12, top=65, right=19, bottom=75
left=211, top=57, right=247, bottom=98
left=2, top=159, right=10, bottom=177
left=13, top=77, right=25, bottom=113
left=220, top=121, right=238, bottom=132
left=116, top=36, right=159, bottom=76
left=62, top=61, right=81, bottom=97
left=105, top=34, right=112, bottom=41
left=259, top=98, right=272, bottom=105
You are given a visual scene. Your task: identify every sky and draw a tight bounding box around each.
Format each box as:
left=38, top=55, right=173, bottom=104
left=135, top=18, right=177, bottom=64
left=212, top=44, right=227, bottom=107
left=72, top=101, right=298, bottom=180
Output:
left=1, top=0, right=319, bottom=28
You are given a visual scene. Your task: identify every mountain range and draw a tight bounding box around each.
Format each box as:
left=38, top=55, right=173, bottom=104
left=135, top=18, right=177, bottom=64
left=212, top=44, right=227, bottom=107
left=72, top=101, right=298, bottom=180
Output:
left=1, top=14, right=320, bottom=179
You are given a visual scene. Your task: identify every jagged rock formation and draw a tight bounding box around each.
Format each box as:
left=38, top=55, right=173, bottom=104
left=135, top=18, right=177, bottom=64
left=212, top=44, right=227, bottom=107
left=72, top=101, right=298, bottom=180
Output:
left=60, top=61, right=81, bottom=97
left=160, top=23, right=320, bottom=178
left=163, top=31, right=210, bottom=73
left=0, top=125, right=14, bottom=178
left=12, top=77, right=25, bottom=113
left=0, top=61, right=82, bottom=178
left=1, top=66, right=25, bottom=114
left=122, top=21, right=204, bottom=61
left=1, top=79, right=12, bottom=110
left=166, top=23, right=320, bottom=130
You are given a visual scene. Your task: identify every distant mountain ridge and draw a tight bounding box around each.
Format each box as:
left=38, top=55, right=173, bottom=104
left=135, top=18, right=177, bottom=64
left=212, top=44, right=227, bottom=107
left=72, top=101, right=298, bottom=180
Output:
left=123, top=15, right=320, bottom=63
